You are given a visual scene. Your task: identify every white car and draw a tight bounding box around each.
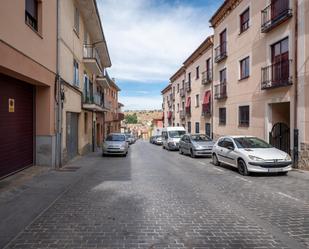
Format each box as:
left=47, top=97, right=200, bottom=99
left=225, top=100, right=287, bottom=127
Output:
left=212, top=136, right=292, bottom=175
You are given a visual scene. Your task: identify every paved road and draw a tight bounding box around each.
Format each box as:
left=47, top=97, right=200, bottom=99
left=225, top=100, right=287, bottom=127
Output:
left=4, top=140, right=309, bottom=249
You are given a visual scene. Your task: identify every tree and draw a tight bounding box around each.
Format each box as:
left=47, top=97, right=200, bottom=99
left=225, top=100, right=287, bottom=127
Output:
left=125, top=113, right=138, bottom=124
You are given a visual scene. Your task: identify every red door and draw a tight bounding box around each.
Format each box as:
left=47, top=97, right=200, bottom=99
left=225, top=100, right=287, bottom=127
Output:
left=0, top=74, right=34, bottom=178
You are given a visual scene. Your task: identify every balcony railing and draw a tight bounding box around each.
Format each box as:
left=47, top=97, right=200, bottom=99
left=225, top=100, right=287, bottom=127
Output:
left=201, top=70, right=212, bottom=85
left=215, top=42, right=227, bottom=63
left=83, top=44, right=102, bottom=73
left=179, top=88, right=185, bottom=97
left=179, top=110, right=185, bottom=119
left=261, top=0, right=292, bottom=33
left=117, top=113, right=125, bottom=121
left=202, top=103, right=211, bottom=116
left=214, top=82, right=227, bottom=99
left=185, top=81, right=191, bottom=92
left=261, top=59, right=293, bottom=90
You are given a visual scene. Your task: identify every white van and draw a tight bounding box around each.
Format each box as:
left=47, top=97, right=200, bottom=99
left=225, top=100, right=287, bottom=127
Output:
left=162, top=126, right=186, bottom=150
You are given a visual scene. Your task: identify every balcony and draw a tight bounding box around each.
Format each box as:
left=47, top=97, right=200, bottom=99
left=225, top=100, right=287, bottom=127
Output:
left=167, top=111, right=173, bottom=120
left=202, top=103, right=211, bottom=116
left=96, top=74, right=109, bottom=89
left=185, top=107, right=191, bottom=116
left=179, top=88, right=185, bottom=97
left=83, top=93, right=106, bottom=112
left=179, top=110, right=185, bottom=119
left=214, top=42, right=227, bottom=63
left=83, top=44, right=102, bottom=75
left=185, top=81, right=191, bottom=92
left=214, top=82, right=227, bottom=99
left=201, top=70, right=212, bottom=85
left=116, top=112, right=125, bottom=121
left=261, top=0, right=292, bottom=33
left=261, top=59, right=292, bottom=90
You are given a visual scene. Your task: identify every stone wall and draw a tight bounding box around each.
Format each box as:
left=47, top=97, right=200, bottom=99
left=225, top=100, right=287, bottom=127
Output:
left=299, top=143, right=309, bottom=169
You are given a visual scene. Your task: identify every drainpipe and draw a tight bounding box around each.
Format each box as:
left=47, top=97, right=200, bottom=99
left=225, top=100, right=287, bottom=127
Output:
left=293, top=0, right=299, bottom=167
left=55, top=0, right=62, bottom=168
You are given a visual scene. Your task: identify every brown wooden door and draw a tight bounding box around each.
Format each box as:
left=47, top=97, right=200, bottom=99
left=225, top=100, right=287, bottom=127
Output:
left=271, top=38, right=289, bottom=85
left=0, top=74, right=34, bottom=178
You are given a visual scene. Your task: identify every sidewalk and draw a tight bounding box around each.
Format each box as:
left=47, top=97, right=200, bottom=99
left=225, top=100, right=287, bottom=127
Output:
left=0, top=154, right=98, bottom=248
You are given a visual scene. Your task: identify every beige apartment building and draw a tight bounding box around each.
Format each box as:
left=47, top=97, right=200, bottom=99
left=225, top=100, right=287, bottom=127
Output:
left=0, top=0, right=57, bottom=178
left=164, top=36, right=214, bottom=136
left=161, top=84, right=172, bottom=126
left=162, top=0, right=309, bottom=168
left=58, top=0, right=113, bottom=163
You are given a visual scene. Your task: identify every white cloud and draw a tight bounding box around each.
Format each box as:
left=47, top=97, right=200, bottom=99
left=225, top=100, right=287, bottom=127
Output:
left=98, top=0, right=213, bottom=83
left=120, top=96, right=162, bottom=110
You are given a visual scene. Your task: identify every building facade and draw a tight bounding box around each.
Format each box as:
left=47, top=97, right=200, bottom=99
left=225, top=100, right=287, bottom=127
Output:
left=0, top=0, right=57, bottom=178
left=161, top=84, right=172, bottom=127
left=58, top=0, right=112, bottom=163
left=162, top=0, right=309, bottom=168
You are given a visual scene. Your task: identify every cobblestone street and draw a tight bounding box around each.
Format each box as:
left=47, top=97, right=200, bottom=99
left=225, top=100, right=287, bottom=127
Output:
left=3, top=140, right=309, bottom=249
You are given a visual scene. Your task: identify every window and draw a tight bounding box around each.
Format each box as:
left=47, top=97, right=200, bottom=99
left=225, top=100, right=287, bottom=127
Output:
left=188, top=72, right=191, bottom=83
left=219, top=108, right=226, bottom=125
left=177, top=84, right=179, bottom=93
left=25, top=0, right=38, bottom=31
left=220, top=68, right=227, bottom=84
left=240, top=56, right=250, bottom=79
left=205, top=123, right=211, bottom=137
left=239, top=105, right=250, bottom=127
left=196, top=66, right=200, bottom=79
left=74, top=6, right=79, bottom=35
left=195, top=94, right=199, bottom=107
left=240, top=8, right=250, bottom=33
left=177, top=103, right=179, bottom=113
left=73, top=59, right=79, bottom=86
left=195, top=122, right=200, bottom=134
left=187, top=121, right=191, bottom=133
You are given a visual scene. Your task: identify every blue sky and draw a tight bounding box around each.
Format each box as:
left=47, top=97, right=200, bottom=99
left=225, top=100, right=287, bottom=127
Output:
left=98, top=0, right=224, bottom=110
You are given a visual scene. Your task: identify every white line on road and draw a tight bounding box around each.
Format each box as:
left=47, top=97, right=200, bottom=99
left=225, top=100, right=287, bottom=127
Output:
left=277, top=192, right=301, bottom=202
left=235, top=176, right=252, bottom=183
left=212, top=167, right=224, bottom=172
left=198, top=161, right=206, bottom=165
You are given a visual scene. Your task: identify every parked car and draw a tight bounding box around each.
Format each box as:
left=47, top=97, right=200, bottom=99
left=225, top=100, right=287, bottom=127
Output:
left=154, top=135, right=163, bottom=145
left=162, top=126, right=186, bottom=150
left=102, top=133, right=129, bottom=157
left=179, top=134, right=214, bottom=158
left=149, top=136, right=155, bottom=144
left=125, top=134, right=135, bottom=145
left=212, top=136, right=292, bottom=175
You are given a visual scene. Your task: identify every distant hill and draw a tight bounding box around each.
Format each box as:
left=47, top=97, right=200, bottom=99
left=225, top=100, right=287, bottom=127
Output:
left=124, top=110, right=162, bottom=125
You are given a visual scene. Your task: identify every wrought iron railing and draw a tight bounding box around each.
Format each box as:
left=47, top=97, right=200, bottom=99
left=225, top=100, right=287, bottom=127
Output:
left=261, top=0, right=292, bottom=32
left=201, top=70, right=212, bottom=84
left=202, top=103, right=211, bottom=116
left=261, top=59, right=292, bottom=89
left=179, top=110, right=185, bottom=119
left=83, top=44, right=102, bottom=70
left=214, top=82, right=227, bottom=99
left=180, top=88, right=185, bottom=97
left=185, top=81, right=191, bottom=92
left=215, top=42, right=227, bottom=63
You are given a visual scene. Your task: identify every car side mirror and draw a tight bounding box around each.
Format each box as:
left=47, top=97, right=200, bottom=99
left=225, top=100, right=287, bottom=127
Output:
left=227, top=146, right=234, bottom=151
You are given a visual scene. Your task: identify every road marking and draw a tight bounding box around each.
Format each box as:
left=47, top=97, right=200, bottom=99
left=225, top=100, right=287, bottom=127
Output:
left=235, top=176, right=252, bottom=183
left=198, top=161, right=206, bottom=165
left=277, top=192, right=301, bottom=202
left=212, top=167, right=224, bottom=172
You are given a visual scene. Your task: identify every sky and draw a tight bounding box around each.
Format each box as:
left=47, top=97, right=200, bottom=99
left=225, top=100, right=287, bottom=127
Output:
left=97, top=0, right=224, bottom=110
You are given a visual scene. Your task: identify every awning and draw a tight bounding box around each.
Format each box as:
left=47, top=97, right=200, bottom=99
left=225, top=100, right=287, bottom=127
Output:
left=203, top=91, right=211, bottom=104
left=168, top=111, right=172, bottom=119
left=186, top=97, right=191, bottom=108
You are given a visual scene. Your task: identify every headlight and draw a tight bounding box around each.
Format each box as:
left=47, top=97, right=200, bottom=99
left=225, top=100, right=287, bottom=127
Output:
left=248, top=155, right=264, bottom=161
left=284, top=154, right=292, bottom=161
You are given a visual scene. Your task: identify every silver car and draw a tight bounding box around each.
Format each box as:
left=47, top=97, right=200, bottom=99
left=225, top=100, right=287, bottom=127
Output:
left=102, top=133, right=129, bottom=157
left=179, top=134, right=214, bottom=158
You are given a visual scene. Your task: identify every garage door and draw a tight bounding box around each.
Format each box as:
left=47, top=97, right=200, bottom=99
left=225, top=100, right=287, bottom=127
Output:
left=66, top=112, right=78, bottom=161
left=0, top=74, right=34, bottom=178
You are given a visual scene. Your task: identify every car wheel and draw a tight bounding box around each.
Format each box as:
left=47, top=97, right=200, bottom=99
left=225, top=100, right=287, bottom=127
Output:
left=238, top=159, right=249, bottom=176
left=212, top=153, right=220, bottom=166
left=190, top=149, right=196, bottom=158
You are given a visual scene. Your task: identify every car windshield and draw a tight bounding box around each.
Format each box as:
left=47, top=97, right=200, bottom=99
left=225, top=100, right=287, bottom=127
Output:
left=191, top=135, right=211, bottom=142
left=234, top=137, right=273, bottom=149
left=168, top=130, right=185, bottom=138
left=106, top=134, right=125, bottom=142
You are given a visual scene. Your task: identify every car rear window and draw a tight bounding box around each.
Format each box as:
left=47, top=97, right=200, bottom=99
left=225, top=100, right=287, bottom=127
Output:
left=106, top=134, right=125, bottom=141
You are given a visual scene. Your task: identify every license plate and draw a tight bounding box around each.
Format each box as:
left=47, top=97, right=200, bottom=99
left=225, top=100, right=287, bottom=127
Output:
left=268, top=168, right=283, bottom=173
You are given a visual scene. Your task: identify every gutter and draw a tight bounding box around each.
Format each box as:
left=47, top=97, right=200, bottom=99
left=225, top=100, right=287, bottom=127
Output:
left=293, top=0, right=299, bottom=167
